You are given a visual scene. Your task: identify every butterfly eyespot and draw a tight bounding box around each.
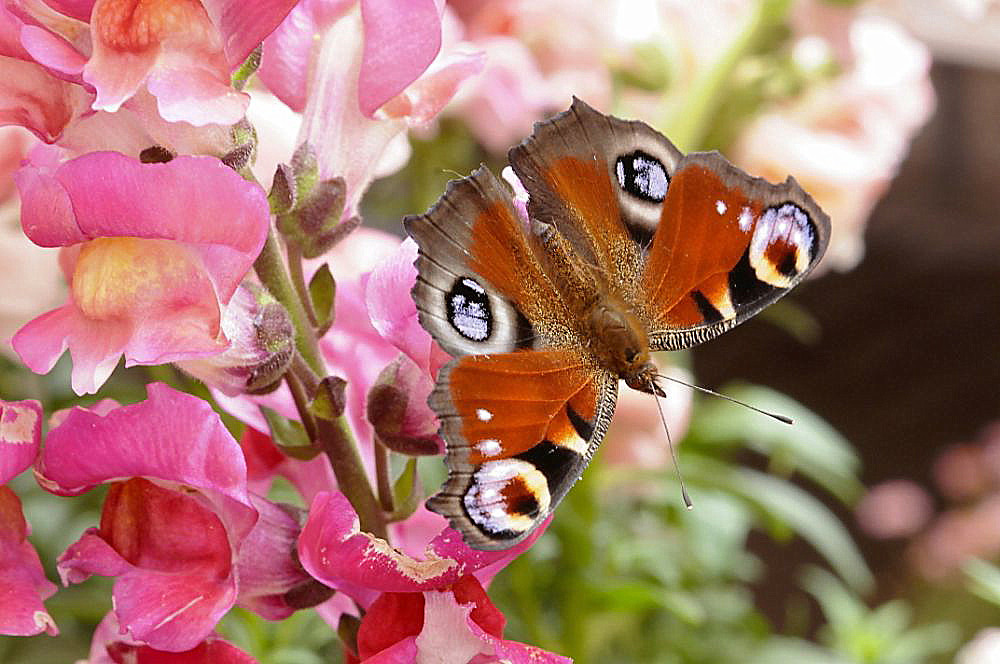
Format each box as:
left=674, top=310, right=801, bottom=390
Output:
left=463, top=460, right=551, bottom=538
left=748, top=203, right=815, bottom=288
left=446, top=276, right=493, bottom=341
left=615, top=150, right=668, bottom=203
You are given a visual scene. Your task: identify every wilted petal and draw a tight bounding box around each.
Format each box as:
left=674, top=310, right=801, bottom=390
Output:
left=298, top=491, right=547, bottom=599
left=0, top=399, right=42, bottom=484
left=0, top=487, right=58, bottom=636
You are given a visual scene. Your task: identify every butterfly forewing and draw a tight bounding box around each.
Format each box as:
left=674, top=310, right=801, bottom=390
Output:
left=639, top=152, right=831, bottom=350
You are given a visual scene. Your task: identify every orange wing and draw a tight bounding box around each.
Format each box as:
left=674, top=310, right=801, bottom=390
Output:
left=426, top=349, right=616, bottom=550
left=639, top=152, right=831, bottom=350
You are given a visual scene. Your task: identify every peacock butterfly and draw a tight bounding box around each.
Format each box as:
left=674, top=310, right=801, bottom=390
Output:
left=404, top=98, right=830, bottom=550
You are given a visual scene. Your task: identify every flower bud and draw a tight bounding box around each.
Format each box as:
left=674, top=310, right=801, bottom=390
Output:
left=176, top=281, right=294, bottom=396
left=366, top=355, right=441, bottom=456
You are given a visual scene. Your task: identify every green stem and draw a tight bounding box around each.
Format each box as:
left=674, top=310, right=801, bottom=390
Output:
left=373, top=435, right=395, bottom=513
left=253, top=228, right=324, bottom=374
left=256, top=230, right=385, bottom=539
left=663, top=0, right=792, bottom=151
left=286, top=242, right=318, bottom=328
left=285, top=370, right=318, bottom=442
left=317, top=416, right=387, bottom=540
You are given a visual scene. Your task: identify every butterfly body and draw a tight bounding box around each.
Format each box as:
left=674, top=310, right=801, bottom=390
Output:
left=405, top=99, right=830, bottom=550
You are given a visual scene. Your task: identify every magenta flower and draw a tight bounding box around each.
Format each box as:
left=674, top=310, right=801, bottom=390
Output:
left=298, top=491, right=566, bottom=663
left=35, top=383, right=305, bottom=651
left=12, top=150, right=269, bottom=394
left=81, top=612, right=259, bottom=664
left=0, top=398, right=58, bottom=637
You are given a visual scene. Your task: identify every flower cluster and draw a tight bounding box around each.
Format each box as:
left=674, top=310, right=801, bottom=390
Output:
left=0, top=0, right=937, bottom=662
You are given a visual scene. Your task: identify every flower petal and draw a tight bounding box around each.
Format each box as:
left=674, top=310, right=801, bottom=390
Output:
left=0, top=487, right=58, bottom=636
left=358, top=0, right=442, bottom=117
left=298, top=491, right=547, bottom=597
left=0, top=399, right=42, bottom=484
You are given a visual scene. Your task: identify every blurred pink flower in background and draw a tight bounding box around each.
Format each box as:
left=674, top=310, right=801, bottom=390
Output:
left=855, top=478, right=934, bottom=539
left=956, top=628, right=1000, bottom=664
left=602, top=365, right=693, bottom=471
left=733, top=12, right=935, bottom=271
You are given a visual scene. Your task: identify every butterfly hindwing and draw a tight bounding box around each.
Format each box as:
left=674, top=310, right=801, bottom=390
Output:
left=639, top=151, right=831, bottom=350
left=426, top=349, right=617, bottom=550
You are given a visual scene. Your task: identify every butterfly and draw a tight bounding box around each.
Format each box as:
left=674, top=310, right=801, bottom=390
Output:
left=403, top=98, right=830, bottom=550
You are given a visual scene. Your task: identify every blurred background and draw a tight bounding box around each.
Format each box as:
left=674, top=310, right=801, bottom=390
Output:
left=2, top=0, right=1000, bottom=662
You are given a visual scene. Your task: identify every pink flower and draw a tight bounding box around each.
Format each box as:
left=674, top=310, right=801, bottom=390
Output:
left=5, top=0, right=297, bottom=127
left=81, top=612, right=259, bottom=664
left=0, top=486, right=59, bottom=636
left=36, top=383, right=296, bottom=651
left=855, top=479, right=933, bottom=540
left=0, top=398, right=58, bottom=637
left=0, top=398, right=43, bottom=485
left=602, top=365, right=693, bottom=471
left=12, top=149, right=269, bottom=394
left=733, top=14, right=934, bottom=272
left=298, top=491, right=566, bottom=661
left=353, top=574, right=570, bottom=663
left=259, top=0, right=484, bottom=215
left=0, top=4, right=93, bottom=141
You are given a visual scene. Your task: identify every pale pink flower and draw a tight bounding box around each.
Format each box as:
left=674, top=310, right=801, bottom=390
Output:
left=259, top=0, right=485, bottom=215
left=12, top=149, right=269, bottom=394
left=602, top=365, right=693, bottom=471
left=446, top=0, right=618, bottom=151
left=957, top=628, right=1000, bottom=664
left=855, top=479, right=934, bottom=539
left=733, top=13, right=935, bottom=272
left=908, top=495, right=1000, bottom=580
left=5, top=0, right=297, bottom=127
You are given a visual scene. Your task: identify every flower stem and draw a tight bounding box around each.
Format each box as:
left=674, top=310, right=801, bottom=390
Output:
left=286, top=242, right=319, bottom=328
left=663, top=0, right=792, bottom=151
left=256, top=230, right=386, bottom=540
left=373, top=435, right=395, bottom=513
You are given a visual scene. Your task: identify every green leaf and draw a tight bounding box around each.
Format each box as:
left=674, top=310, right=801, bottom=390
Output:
left=390, top=458, right=421, bottom=521
left=308, top=264, right=336, bottom=332
left=261, top=406, right=318, bottom=460
left=748, top=637, right=853, bottom=664
left=690, top=459, right=873, bottom=591
left=689, top=382, right=862, bottom=503
left=964, top=558, right=1000, bottom=607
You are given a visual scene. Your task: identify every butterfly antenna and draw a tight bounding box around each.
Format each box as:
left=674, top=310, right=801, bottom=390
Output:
left=652, top=380, right=693, bottom=509
left=655, top=373, right=793, bottom=425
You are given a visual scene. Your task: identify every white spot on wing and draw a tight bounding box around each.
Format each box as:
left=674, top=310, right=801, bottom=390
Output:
left=476, top=408, right=493, bottom=422
left=477, top=438, right=502, bottom=457
left=716, top=200, right=727, bottom=215
left=738, top=206, right=754, bottom=232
